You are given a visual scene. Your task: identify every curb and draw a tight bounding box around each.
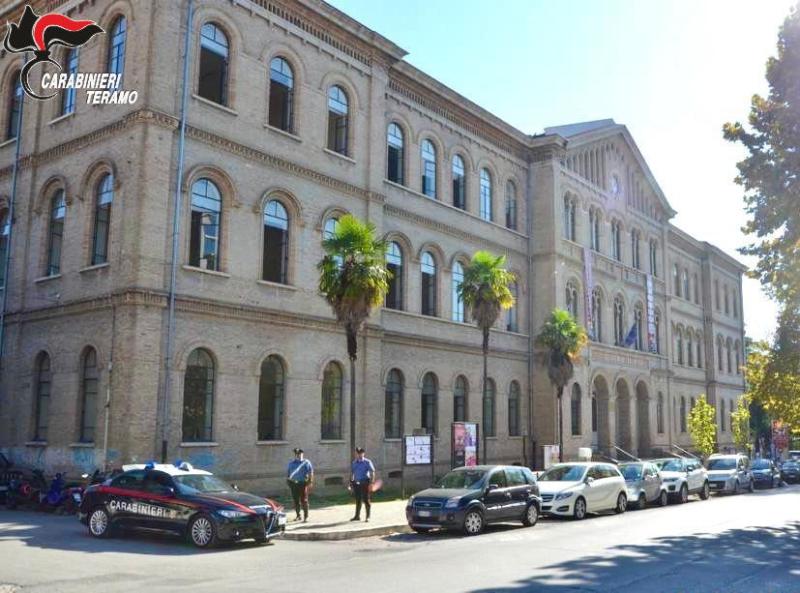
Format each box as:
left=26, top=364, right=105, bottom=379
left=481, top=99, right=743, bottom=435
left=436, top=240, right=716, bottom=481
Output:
left=283, top=523, right=413, bottom=541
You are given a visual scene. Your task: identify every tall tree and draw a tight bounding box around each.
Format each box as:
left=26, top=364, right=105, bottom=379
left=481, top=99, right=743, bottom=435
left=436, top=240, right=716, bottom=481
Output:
left=731, top=395, right=753, bottom=455
left=687, top=395, right=717, bottom=459
left=535, top=308, right=587, bottom=462
left=458, top=251, right=515, bottom=462
left=723, top=3, right=800, bottom=307
left=318, top=215, right=390, bottom=458
left=744, top=333, right=800, bottom=431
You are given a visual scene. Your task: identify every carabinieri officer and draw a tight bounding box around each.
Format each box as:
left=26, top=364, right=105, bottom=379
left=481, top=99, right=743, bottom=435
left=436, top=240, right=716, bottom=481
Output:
left=286, top=448, right=313, bottom=522
left=350, top=447, right=376, bottom=522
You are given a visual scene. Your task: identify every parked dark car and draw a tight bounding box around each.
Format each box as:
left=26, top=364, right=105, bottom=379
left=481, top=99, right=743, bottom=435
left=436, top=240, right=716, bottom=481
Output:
left=406, top=465, right=541, bottom=536
left=751, top=459, right=782, bottom=489
left=780, top=460, right=800, bottom=484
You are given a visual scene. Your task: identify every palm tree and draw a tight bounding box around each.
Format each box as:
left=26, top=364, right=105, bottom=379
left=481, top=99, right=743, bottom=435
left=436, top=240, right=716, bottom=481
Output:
left=458, top=251, right=515, bottom=462
left=318, top=215, right=390, bottom=458
left=536, top=308, right=587, bottom=462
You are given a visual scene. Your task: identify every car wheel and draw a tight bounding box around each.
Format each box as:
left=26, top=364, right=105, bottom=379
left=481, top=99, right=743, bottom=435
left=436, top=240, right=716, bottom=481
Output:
left=615, top=493, right=627, bottom=514
left=636, top=494, right=646, bottom=510
left=188, top=514, right=217, bottom=548
left=573, top=497, right=587, bottom=520
left=678, top=484, right=689, bottom=504
left=658, top=490, right=668, bottom=507
left=412, top=527, right=432, bottom=534
left=522, top=503, right=539, bottom=527
left=462, top=509, right=484, bottom=536
left=88, top=507, right=112, bottom=538
left=699, top=481, right=710, bottom=500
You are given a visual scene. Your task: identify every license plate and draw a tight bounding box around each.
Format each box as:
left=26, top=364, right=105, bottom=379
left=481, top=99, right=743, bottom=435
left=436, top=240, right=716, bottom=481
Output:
left=417, top=510, right=431, bottom=517
left=277, top=515, right=287, bottom=526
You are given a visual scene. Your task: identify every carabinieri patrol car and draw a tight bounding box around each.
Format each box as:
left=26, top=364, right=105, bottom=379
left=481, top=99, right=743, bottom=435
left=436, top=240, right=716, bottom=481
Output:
left=78, top=462, right=286, bottom=547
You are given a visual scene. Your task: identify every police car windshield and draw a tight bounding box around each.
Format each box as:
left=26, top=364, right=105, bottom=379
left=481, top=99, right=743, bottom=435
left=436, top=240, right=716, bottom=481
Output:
left=539, top=465, right=586, bottom=481
left=437, top=470, right=486, bottom=489
left=621, top=465, right=643, bottom=481
left=173, top=474, right=231, bottom=494
left=660, top=459, right=685, bottom=472
left=706, top=458, right=736, bottom=471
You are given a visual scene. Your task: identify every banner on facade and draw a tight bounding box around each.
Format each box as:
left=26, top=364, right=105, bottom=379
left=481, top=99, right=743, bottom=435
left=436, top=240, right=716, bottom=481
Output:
left=646, top=274, right=657, bottom=353
left=583, top=247, right=594, bottom=339
left=451, top=422, right=479, bottom=468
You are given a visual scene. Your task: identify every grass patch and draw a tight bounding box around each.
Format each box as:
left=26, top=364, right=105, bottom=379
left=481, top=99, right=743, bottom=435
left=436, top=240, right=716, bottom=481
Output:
left=272, top=486, right=406, bottom=509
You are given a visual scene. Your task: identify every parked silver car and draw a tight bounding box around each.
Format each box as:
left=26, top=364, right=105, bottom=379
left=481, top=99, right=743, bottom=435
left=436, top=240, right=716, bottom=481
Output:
left=705, top=454, right=754, bottom=494
left=619, top=462, right=668, bottom=509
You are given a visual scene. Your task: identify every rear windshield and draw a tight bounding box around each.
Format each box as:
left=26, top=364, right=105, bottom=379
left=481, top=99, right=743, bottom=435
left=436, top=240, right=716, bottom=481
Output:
left=706, top=458, right=736, bottom=470
left=539, top=465, right=586, bottom=482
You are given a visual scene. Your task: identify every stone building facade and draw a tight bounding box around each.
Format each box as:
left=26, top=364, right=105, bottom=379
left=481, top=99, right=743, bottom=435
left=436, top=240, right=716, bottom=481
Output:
left=0, top=0, right=746, bottom=492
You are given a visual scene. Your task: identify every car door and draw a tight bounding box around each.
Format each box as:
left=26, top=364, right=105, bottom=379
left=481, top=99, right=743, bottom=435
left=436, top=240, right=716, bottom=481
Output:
left=142, top=471, right=182, bottom=532
left=602, top=465, right=623, bottom=508
left=482, top=469, right=512, bottom=521
left=582, top=465, right=605, bottom=511
left=642, top=464, right=657, bottom=500
left=106, top=470, right=150, bottom=528
left=505, top=467, right=532, bottom=518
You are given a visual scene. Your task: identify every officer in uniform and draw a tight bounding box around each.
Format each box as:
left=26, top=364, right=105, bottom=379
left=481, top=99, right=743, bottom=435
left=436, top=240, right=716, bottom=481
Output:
left=350, top=447, right=376, bottom=522
left=286, top=448, right=313, bottom=522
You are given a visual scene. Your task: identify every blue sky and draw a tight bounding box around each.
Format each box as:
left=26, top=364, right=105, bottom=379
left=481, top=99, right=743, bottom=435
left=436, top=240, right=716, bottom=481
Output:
left=327, top=0, right=795, bottom=342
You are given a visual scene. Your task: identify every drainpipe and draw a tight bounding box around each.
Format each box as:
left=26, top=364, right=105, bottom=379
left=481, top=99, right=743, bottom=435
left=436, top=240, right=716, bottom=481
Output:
left=0, top=59, right=25, bottom=375
left=102, top=298, right=116, bottom=470
left=525, top=152, right=534, bottom=468
left=161, top=0, right=194, bottom=461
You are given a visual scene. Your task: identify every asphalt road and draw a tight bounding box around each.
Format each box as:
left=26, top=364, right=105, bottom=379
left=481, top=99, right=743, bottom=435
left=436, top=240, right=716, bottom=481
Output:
left=1, top=484, right=799, bottom=593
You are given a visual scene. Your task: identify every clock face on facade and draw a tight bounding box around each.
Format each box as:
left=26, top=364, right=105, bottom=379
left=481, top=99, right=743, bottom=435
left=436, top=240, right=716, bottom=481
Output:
left=610, top=174, right=620, bottom=197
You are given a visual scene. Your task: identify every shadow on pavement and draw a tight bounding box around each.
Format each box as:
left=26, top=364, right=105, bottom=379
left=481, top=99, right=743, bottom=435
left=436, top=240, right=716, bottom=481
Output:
left=466, top=521, right=800, bottom=593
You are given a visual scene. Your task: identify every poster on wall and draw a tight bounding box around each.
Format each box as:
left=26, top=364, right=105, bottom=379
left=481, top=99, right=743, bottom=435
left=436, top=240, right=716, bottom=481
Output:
left=404, top=435, right=432, bottom=465
left=646, top=274, right=657, bottom=353
left=451, top=422, right=479, bottom=468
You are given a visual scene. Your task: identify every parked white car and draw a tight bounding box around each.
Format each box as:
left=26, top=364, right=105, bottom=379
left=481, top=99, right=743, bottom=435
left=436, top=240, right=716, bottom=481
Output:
left=705, top=454, right=754, bottom=494
left=659, top=457, right=710, bottom=503
left=537, top=462, right=628, bottom=520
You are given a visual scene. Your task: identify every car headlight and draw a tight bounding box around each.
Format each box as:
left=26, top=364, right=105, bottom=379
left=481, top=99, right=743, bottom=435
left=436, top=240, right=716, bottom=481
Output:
left=217, top=509, right=249, bottom=519
left=554, top=492, right=574, bottom=501
left=444, top=496, right=462, bottom=509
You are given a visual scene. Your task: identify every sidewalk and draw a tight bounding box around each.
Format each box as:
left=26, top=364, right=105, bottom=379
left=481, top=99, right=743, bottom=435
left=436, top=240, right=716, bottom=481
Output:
left=282, top=499, right=412, bottom=541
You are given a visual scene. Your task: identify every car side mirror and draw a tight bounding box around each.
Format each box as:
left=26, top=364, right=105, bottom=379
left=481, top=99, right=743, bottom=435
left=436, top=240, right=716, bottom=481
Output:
left=487, top=483, right=499, bottom=492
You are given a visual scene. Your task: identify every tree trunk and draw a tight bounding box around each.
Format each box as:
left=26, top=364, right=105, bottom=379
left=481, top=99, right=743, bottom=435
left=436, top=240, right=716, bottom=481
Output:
left=482, top=327, right=489, bottom=464
left=557, top=385, right=564, bottom=462
left=347, top=326, right=357, bottom=462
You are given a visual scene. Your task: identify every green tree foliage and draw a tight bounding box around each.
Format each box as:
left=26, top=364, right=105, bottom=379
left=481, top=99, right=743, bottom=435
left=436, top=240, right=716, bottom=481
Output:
left=536, top=308, right=588, bottom=461
left=731, top=395, right=753, bottom=454
left=687, top=395, right=717, bottom=459
left=745, top=334, right=800, bottom=432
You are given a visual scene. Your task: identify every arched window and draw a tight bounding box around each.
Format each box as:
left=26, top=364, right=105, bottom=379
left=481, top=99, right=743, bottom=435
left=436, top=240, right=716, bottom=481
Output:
left=679, top=396, right=687, bottom=433
left=61, top=49, right=78, bottom=115
left=564, top=197, right=577, bottom=241
left=682, top=270, right=690, bottom=301
left=483, top=378, right=496, bottom=437
left=570, top=383, right=582, bottom=436
left=715, top=280, right=720, bottom=310
left=696, top=338, right=703, bottom=368
left=613, top=296, right=625, bottom=345
left=46, top=189, right=66, bottom=277
left=268, top=57, right=294, bottom=131
left=327, top=85, right=349, bottom=155
left=691, top=396, right=696, bottom=411
left=509, top=381, right=521, bottom=436
left=322, top=216, right=342, bottom=268
left=182, top=349, right=215, bottom=442
left=452, top=260, right=465, bottom=322
left=421, top=139, right=436, bottom=198
left=421, top=372, right=438, bottom=435
left=649, top=240, right=658, bottom=277
left=720, top=399, right=726, bottom=432
left=732, top=290, right=738, bottom=318
left=321, top=362, right=343, bottom=440
left=386, top=123, right=404, bottom=184
left=654, top=311, right=661, bottom=354
left=674, top=264, right=681, bottom=297
left=566, top=281, right=579, bottom=320
left=79, top=348, right=98, bottom=443
left=452, top=155, right=466, bottom=209
left=33, top=352, right=51, bottom=441
left=630, top=229, right=641, bottom=269
left=263, top=200, right=289, bottom=284
left=479, top=169, right=493, bottom=221
left=724, top=285, right=730, bottom=315
left=687, top=332, right=694, bottom=367
left=91, top=173, right=114, bottom=266
left=0, top=209, right=9, bottom=288
left=718, top=336, right=724, bottom=371
left=385, top=369, right=403, bottom=438
left=107, top=16, right=127, bottom=77
left=657, top=392, right=664, bottom=434
left=726, top=339, right=732, bottom=373
left=6, top=74, right=22, bottom=140
left=591, top=288, right=602, bottom=342
left=735, top=341, right=741, bottom=374
left=677, top=330, right=684, bottom=365
left=693, top=274, right=700, bottom=304
left=505, top=181, right=517, bottom=230
left=506, top=281, right=518, bottom=332
left=189, top=179, right=221, bottom=271
left=421, top=251, right=437, bottom=316
left=589, top=207, right=600, bottom=251
left=611, top=219, right=621, bottom=260
left=591, top=393, right=598, bottom=433
left=453, top=375, right=468, bottom=422
left=258, top=355, right=285, bottom=441
left=198, top=23, right=229, bottom=105
left=385, top=241, right=403, bottom=310
left=634, top=303, right=644, bottom=351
